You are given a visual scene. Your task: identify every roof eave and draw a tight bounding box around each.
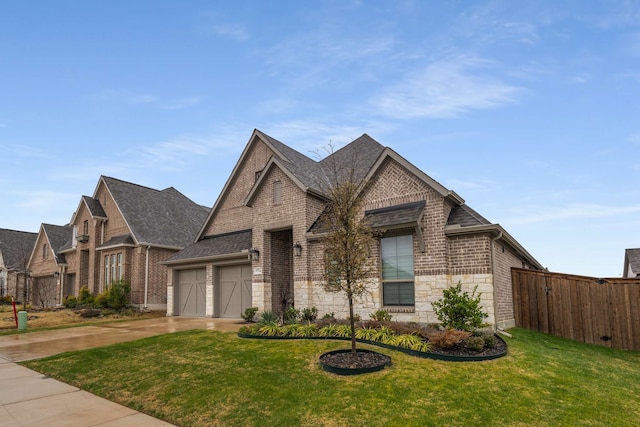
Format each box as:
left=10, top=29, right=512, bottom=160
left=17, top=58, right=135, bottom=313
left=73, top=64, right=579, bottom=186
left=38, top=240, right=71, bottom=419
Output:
left=162, top=251, right=248, bottom=266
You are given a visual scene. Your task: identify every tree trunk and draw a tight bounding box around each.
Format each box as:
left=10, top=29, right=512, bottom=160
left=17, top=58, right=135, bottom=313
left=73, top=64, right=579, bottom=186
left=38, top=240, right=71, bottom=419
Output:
left=348, top=293, right=356, bottom=355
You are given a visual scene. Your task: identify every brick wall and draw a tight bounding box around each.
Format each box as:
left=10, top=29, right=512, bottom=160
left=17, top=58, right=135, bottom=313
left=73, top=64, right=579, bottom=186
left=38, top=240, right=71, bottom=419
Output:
left=493, top=241, right=533, bottom=328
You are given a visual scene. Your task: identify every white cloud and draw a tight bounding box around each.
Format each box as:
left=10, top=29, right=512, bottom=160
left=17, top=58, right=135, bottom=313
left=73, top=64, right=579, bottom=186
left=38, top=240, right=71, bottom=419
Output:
left=129, top=95, right=158, bottom=104
left=371, top=56, right=521, bottom=119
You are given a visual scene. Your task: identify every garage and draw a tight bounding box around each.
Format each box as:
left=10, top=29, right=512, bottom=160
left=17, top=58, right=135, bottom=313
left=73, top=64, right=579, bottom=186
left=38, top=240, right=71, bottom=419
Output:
left=176, top=268, right=206, bottom=317
left=218, top=264, right=252, bottom=318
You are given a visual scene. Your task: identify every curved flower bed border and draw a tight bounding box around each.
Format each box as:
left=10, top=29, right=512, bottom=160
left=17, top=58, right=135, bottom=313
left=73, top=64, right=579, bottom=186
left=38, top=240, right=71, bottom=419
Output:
left=319, top=349, right=392, bottom=375
left=237, top=332, right=508, bottom=362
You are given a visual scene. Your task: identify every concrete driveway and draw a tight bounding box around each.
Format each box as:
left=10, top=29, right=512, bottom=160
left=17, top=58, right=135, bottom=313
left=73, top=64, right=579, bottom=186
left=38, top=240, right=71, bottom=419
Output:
left=0, top=317, right=244, bottom=426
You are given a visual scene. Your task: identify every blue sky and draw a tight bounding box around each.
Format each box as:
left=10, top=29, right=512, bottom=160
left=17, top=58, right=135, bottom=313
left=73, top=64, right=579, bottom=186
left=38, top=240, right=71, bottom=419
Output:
left=1, top=1, right=639, bottom=277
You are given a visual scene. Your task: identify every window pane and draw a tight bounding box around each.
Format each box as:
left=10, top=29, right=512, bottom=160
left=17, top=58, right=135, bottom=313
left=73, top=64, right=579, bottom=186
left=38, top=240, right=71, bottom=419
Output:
left=383, top=282, right=415, bottom=306
left=381, top=235, right=414, bottom=280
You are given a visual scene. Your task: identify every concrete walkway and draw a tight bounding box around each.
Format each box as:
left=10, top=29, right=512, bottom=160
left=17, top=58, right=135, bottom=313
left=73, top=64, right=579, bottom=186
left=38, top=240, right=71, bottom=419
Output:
left=0, top=317, right=243, bottom=426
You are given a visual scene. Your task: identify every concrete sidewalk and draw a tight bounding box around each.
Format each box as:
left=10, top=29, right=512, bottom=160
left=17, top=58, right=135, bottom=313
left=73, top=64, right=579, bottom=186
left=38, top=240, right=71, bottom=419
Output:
left=0, top=317, right=243, bottom=426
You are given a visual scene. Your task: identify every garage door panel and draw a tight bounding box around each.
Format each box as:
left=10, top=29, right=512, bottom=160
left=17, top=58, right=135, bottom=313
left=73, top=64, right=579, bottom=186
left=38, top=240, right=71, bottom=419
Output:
left=218, top=265, right=252, bottom=318
left=177, top=269, right=206, bottom=317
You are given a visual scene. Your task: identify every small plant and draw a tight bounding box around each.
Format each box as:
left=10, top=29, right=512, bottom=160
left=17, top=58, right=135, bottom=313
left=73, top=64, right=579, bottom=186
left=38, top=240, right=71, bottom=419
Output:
left=258, top=323, right=281, bottom=336
left=391, top=334, right=431, bottom=352
left=373, top=326, right=395, bottom=343
left=283, top=306, right=300, bottom=323
left=281, top=323, right=300, bottom=337
left=319, top=324, right=341, bottom=337
left=301, top=306, right=318, bottom=322
left=432, top=281, right=488, bottom=332
left=322, top=312, right=335, bottom=320
left=355, top=326, right=378, bottom=341
left=241, top=307, right=259, bottom=323
left=62, top=295, right=78, bottom=308
left=297, top=323, right=319, bottom=337
left=348, top=313, right=361, bottom=322
left=78, top=285, right=94, bottom=306
left=370, top=309, right=392, bottom=322
left=480, top=332, right=497, bottom=349
left=259, top=310, right=278, bottom=325
left=463, top=335, right=486, bottom=352
left=333, top=324, right=352, bottom=338
left=428, top=329, right=472, bottom=349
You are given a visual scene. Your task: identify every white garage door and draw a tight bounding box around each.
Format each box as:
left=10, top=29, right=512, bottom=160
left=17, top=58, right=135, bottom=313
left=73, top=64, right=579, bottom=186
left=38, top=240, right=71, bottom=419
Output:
left=177, top=269, right=206, bottom=317
left=218, top=265, right=252, bottom=318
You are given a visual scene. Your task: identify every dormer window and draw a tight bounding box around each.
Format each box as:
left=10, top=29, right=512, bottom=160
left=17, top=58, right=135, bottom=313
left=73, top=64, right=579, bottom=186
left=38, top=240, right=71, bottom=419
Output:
left=83, top=220, right=89, bottom=235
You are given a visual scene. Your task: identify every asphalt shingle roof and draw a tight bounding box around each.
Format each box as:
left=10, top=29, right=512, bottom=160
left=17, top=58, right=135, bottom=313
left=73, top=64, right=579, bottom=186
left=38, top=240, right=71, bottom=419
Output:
left=166, top=230, right=252, bottom=263
left=365, top=201, right=426, bottom=229
left=0, top=228, right=37, bottom=271
left=42, top=224, right=73, bottom=264
left=82, top=196, right=107, bottom=218
left=447, top=204, right=491, bottom=227
left=102, top=177, right=210, bottom=248
left=626, top=248, right=640, bottom=276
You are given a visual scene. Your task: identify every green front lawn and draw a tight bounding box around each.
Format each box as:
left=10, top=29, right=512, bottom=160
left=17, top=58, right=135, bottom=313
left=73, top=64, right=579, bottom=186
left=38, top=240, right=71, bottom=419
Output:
left=22, top=328, right=640, bottom=426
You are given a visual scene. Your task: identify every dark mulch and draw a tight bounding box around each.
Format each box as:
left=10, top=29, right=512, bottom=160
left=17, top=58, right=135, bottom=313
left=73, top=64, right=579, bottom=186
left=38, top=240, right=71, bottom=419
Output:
left=320, top=350, right=391, bottom=370
left=430, top=335, right=508, bottom=358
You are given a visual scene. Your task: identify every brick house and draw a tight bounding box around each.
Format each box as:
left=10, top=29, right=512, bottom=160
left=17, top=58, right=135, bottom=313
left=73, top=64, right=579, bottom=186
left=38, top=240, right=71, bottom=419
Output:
left=55, top=176, right=209, bottom=309
left=28, top=223, right=73, bottom=307
left=164, top=129, right=543, bottom=329
left=0, top=228, right=37, bottom=302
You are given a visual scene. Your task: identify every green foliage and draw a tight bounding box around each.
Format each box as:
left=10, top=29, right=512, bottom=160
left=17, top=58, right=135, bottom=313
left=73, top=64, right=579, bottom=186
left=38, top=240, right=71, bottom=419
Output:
left=62, top=295, right=78, bottom=308
left=78, top=285, right=94, bottom=306
left=297, top=323, right=319, bottom=337
left=322, top=312, right=335, bottom=320
left=332, top=324, right=352, bottom=338
left=370, top=309, right=392, bottom=322
left=0, top=295, right=13, bottom=304
left=281, top=324, right=300, bottom=337
left=391, top=334, right=431, bottom=352
left=241, top=307, right=259, bottom=323
left=480, top=333, right=497, bottom=349
left=463, top=335, right=486, bottom=352
left=431, top=281, right=489, bottom=332
left=258, top=310, right=278, bottom=325
left=95, top=280, right=131, bottom=310
left=283, top=307, right=300, bottom=323
left=355, top=326, right=378, bottom=341
left=258, top=323, right=281, bottom=336
left=373, top=326, right=394, bottom=343
left=300, top=306, right=318, bottom=322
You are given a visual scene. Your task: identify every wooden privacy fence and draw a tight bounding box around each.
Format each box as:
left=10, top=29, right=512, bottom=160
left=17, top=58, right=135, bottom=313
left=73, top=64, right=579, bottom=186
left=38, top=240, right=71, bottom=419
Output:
left=511, top=268, right=640, bottom=352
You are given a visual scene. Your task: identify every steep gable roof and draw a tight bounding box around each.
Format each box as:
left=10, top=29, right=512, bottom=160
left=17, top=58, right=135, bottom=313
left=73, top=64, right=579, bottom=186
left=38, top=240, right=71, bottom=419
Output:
left=100, top=176, right=210, bottom=248
left=42, top=224, right=73, bottom=264
left=447, top=204, right=491, bottom=227
left=0, top=228, right=37, bottom=271
left=625, top=248, right=640, bottom=277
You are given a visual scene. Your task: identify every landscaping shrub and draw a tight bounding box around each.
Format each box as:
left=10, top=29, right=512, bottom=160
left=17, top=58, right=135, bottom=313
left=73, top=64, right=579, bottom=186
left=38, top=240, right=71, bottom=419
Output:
left=463, top=335, right=486, bottom=352
left=322, top=312, right=335, bottom=320
left=63, top=295, right=78, bottom=309
left=283, top=306, right=300, bottom=323
left=428, top=329, right=472, bottom=349
left=259, top=310, right=278, bottom=325
left=301, top=306, right=318, bottom=322
left=480, top=332, right=497, bottom=349
left=78, top=285, right=94, bottom=306
left=370, top=309, right=392, bottom=322
left=241, top=307, right=259, bottom=322
left=432, top=281, right=488, bottom=332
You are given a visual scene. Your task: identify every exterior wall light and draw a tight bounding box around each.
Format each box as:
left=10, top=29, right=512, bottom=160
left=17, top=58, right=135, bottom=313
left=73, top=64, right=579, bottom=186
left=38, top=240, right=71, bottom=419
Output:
left=248, top=248, right=260, bottom=261
left=293, top=242, right=302, bottom=257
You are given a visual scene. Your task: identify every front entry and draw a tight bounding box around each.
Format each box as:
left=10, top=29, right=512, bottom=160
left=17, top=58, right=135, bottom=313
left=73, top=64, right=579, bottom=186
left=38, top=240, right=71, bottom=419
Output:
left=218, top=265, right=252, bottom=318
left=176, top=268, right=206, bottom=316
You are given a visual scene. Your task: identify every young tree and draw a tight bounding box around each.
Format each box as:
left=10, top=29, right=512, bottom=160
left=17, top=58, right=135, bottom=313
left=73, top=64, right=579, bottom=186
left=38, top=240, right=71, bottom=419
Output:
left=318, top=146, right=376, bottom=356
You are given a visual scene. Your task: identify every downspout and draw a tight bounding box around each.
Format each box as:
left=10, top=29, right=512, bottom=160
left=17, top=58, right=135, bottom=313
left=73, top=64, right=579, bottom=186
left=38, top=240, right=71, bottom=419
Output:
left=489, top=231, right=503, bottom=332
left=144, top=245, right=150, bottom=309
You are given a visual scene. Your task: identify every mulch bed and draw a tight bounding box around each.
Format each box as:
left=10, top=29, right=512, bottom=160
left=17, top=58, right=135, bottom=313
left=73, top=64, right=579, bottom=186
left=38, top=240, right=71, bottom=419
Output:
left=320, top=349, right=391, bottom=370
left=430, top=336, right=508, bottom=358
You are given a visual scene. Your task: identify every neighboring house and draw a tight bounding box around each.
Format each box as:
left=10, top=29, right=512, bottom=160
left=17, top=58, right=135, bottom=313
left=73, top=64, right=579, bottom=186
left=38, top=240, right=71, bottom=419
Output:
left=0, top=228, right=37, bottom=302
left=164, top=129, right=543, bottom=329
left=623, top=248, right=640, bottom=278
left=57, top=176, right=209, bottom=309
left=28, top=224, right=73, bottom=307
